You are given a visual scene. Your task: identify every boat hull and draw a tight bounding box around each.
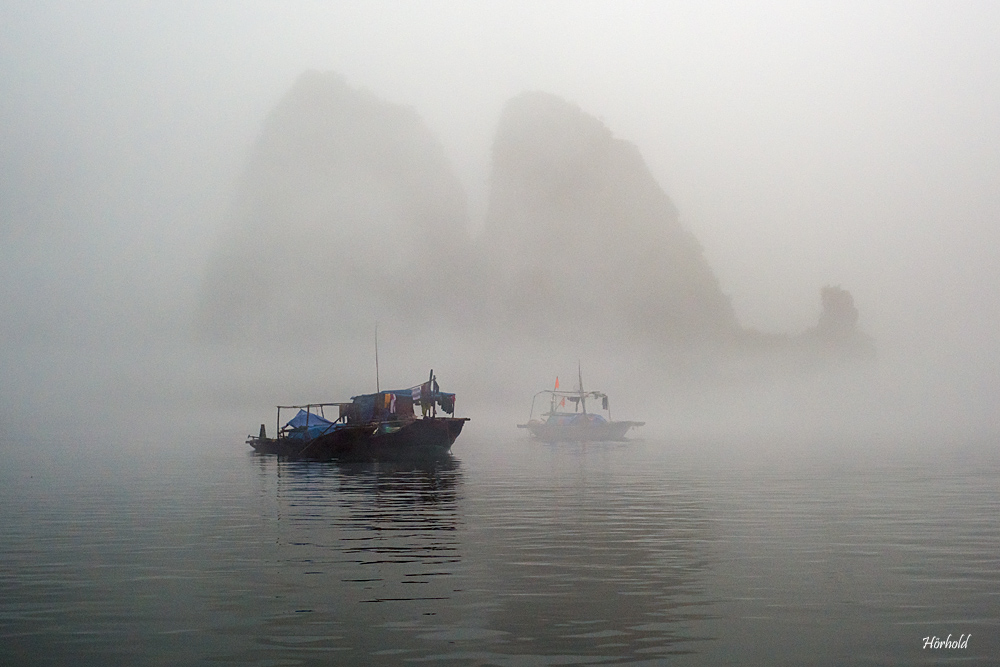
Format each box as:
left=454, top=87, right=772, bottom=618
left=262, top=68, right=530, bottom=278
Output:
left=519, top=420, right=642, bottom=443
left=248, top=417, right=468, bottom=459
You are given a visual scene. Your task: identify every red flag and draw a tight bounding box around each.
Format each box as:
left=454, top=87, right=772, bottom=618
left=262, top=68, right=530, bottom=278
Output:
left=560, top=397, right=565, bottom=407
left=554, top=377, right=559, bottom=389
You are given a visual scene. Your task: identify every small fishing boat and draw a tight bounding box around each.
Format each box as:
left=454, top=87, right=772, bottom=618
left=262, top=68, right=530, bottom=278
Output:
left=247, top=370, right=468, bottom=459
left=517, top=366, right=644, bottom=442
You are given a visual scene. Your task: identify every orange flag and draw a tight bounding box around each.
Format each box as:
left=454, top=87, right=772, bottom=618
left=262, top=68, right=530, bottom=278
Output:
left=554, top=376, right=559, bottom=389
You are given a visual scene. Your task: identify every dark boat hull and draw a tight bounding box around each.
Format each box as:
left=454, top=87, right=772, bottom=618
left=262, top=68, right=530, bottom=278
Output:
left=519, top=420, right=642, bottom=443
left=248, top=417, right=468, bottom=459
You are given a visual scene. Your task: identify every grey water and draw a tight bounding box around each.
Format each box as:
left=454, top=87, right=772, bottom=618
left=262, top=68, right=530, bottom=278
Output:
left=2, top=434, right=998, bottom=666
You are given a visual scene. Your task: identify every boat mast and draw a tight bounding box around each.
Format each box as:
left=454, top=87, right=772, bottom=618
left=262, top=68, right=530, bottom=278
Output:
left=578, top=360, right=586, bottom=414
left=375, top=323, right=380, bottom=394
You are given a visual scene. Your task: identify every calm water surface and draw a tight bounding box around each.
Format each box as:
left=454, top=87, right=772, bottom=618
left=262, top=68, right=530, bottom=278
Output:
left=1, top=433, right=998, bottom=665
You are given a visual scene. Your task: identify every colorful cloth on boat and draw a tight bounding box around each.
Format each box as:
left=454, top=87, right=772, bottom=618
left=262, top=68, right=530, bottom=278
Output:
left=420, top=382, right=432, bottom=416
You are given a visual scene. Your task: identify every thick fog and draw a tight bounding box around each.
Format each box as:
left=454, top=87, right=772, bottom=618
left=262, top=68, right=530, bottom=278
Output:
left=2, top=2, right=998, bottom=448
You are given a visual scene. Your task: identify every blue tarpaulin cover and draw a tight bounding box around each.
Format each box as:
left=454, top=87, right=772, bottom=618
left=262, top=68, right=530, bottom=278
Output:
left=284, top=409, right=337, bottom=441
left=286, top=409, right=334, bottom=429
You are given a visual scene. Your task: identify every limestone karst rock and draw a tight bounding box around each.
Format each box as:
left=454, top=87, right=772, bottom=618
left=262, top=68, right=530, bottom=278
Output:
left=199, top=75, right=873, bottom=365
left=800, top=286, right=876, bottom=359
left=199, top=71, right=469, bottom=345
left=816, top=286, right=859, bottom=337
left=481, top=91, right=739, bottom=345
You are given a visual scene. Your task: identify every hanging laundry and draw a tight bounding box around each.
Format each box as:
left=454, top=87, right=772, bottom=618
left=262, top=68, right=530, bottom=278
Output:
left=420, top=381, right=432, bottom=417
left=437, top=393, right=455, bottom=415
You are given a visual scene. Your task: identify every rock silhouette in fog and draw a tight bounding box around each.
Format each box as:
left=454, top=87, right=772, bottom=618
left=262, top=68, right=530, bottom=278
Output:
left=199, top=71, right=469, bottom=345
left=481, top=92, right=739, bottom=346
left=816, top=286, right=858, bottom=336
left=199, top=72, right=872, bottom=365
left=798, top=286, right=876, bottom=358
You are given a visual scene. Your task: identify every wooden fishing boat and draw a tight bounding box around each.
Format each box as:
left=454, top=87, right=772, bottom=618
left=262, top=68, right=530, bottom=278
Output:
left=247, top=371, right=468, bottom=459
left=517, top=366, right=643, bottom=442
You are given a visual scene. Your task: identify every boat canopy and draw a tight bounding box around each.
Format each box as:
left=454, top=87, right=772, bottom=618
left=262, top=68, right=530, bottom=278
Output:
left=526, top=387, right=611, bottom=422
left=350, top=389, right=419, bottom=401
left=349, top=389, right=456, bottom=421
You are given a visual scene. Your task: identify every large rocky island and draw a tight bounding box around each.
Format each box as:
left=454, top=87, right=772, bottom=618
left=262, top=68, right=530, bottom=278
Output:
left=481, top=91, right=739, bottom=348
left=200, top=71, right=874, bottom=366
left=199, top=71, right=469, bottom=346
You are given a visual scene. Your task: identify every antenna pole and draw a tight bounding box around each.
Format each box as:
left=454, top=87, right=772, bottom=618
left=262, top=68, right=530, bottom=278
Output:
left=375, top=323, right=380, bottom=393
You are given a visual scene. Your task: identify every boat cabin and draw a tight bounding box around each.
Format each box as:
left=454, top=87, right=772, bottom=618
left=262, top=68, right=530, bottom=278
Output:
left=272, top=386, right=457, bottom=444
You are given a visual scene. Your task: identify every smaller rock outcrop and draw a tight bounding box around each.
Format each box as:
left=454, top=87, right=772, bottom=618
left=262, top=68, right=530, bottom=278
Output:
left=816, top=286, right=860, bottom=338
left=799, top=286, right=876, bottom=360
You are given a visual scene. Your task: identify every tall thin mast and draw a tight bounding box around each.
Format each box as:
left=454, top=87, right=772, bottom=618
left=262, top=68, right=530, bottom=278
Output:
left=375, top=323, right=380, bottom=393
left=578, top=360, right=586, bottom=414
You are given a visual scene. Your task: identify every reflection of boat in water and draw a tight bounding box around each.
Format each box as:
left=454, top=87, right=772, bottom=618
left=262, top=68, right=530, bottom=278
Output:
left=247, top=370, right=469, bottom=459
left=271, top=455, right=462, bottom=509
left=518, top=366, right=644, bottom=442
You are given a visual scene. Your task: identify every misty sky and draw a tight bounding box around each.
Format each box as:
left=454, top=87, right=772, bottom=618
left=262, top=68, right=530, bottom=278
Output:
left=2, top=1, right=999, bottom=438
